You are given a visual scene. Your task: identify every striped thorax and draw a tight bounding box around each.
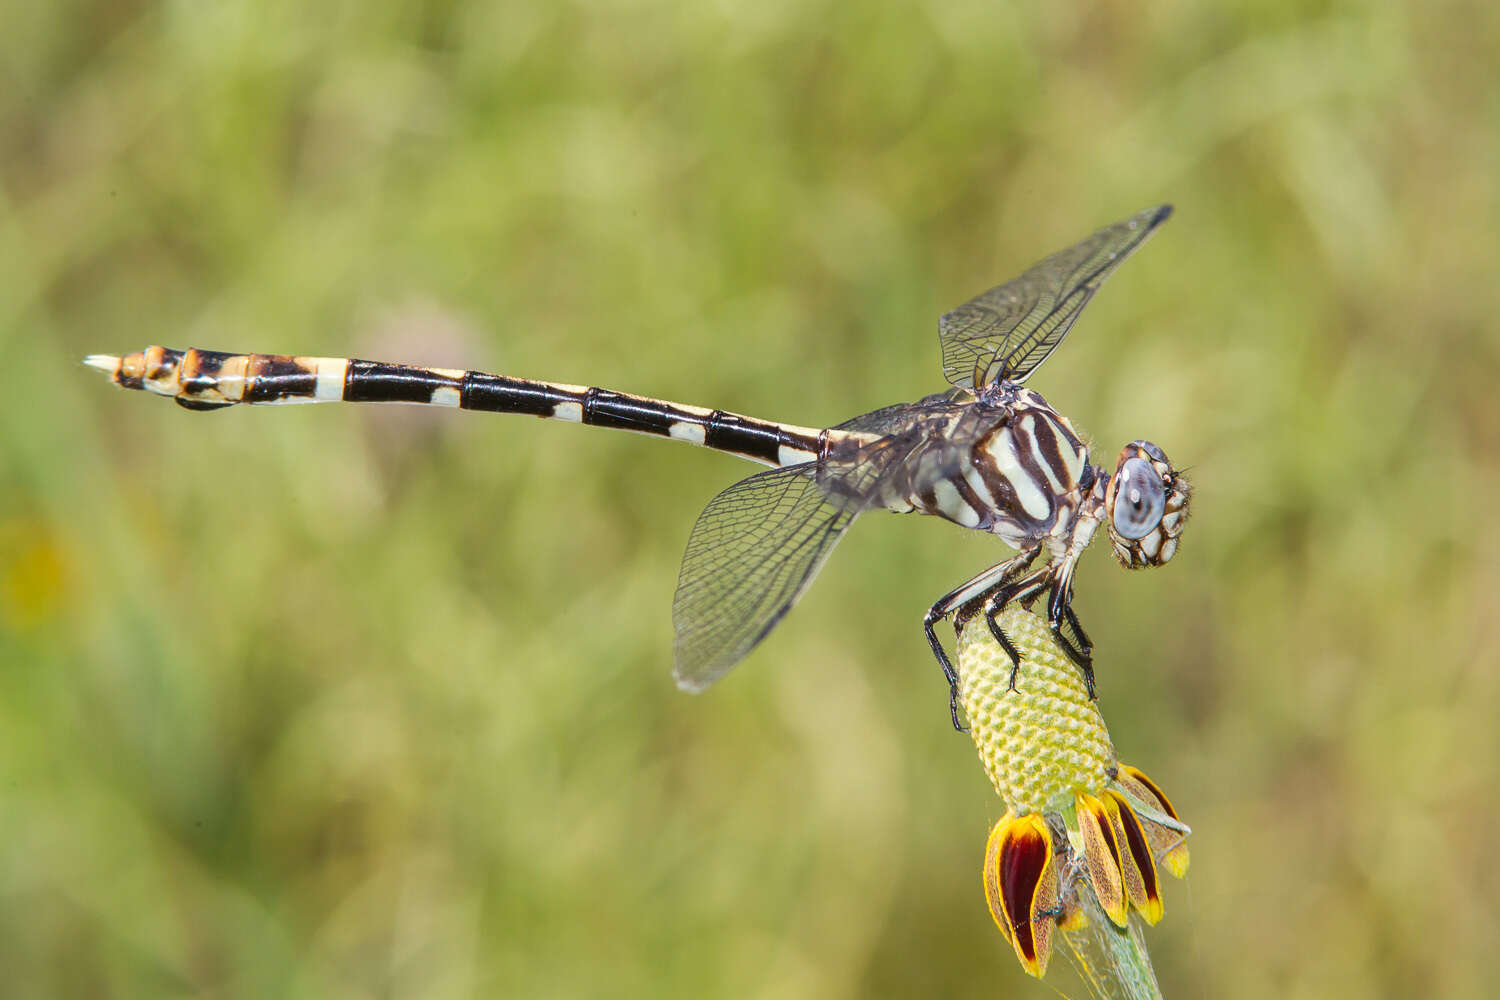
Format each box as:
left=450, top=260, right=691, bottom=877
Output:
left=870, top=384, right=1096, bottom=559
left=967, top=386, right=1091, bottom=550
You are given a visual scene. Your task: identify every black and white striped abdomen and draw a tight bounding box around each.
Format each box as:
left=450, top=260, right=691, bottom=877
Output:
left=86, top=345, right=825, bottom=468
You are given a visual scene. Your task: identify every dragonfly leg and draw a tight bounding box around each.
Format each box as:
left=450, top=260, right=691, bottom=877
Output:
left=1062, top=604, right=1096, bottom=698
left=1046, top=580, right=1096, bottom=698
left=982, top=570, right=1051, bottom=690
left=924, top=549, right=1042, bottom=730
left=983, top=604, right=1023, bottom=691
left=1063, top=604, right=1092, bottom=661
left=922, top=602, right=968, bottom=732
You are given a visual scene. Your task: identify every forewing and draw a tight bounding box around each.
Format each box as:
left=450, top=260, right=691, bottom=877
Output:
left=672, top=464, right=860, bottom=692
left=939, top=205, right=1172, bottom=388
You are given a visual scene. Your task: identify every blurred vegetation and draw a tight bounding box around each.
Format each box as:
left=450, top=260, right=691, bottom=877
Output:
left=2, top=1, right=1498, bottom=997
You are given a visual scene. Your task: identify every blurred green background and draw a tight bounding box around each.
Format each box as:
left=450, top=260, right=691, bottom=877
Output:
left=3, top=1, right=1497, bottom=997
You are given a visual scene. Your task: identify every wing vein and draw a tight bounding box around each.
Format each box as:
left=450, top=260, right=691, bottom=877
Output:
left=938, top=205, right=1172, bottom=388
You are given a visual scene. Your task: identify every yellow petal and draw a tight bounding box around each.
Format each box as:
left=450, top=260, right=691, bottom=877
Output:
left=983, top=813, right=1058, bottom=977
left=1057, top=905, right=1089, bottom=932
left=1162, top=843, right=1191, bottom=880
left=1104, top=791, right=1164, bottom=925
left=1117, top=764, right=1191, bottom=879
left=1116, top=765, right=1182, bottom=820
left=982, top=814, right=1016, bottom=948
left=1075, top=793, right=1128, bottom=927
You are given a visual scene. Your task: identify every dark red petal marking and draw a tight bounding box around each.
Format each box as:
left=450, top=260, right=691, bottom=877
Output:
left=1000, top=824, right=1050, bottom=962
left=1108, top=792, right=1162, bottom=920
left=1094, top=801, right=1122, bottom=867
left=1076, top=793, right=1128, bottom=926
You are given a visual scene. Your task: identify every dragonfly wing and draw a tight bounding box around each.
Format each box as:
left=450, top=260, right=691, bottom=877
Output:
left=939, top=205, right=1172, bottom=389
left=672, top=464, right=860, bottom=692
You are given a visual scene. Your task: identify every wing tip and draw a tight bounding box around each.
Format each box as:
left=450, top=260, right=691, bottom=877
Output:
left=1146, top=203, right=1174, bottom=228
left=671, top=665, right=711, bottom=694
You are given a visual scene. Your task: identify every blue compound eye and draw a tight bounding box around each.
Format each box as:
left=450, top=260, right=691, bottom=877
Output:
left=1112, top=457, right=1165, bottom=540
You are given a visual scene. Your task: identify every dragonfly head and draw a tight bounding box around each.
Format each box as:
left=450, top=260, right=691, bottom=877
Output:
left=1103, top=441, right=1189, bottom=569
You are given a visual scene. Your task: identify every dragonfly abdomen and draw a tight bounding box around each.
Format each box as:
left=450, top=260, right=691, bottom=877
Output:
left=85, top=345, right=825, bottom=468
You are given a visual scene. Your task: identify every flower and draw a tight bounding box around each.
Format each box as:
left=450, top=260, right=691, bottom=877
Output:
left=957, top=607, right=1190, bottom=980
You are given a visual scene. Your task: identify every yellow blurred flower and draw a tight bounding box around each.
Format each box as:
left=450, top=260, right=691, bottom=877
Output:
left=957, top=607, right=1190, bottom=981
left=0, top=517, right=71, bottom=629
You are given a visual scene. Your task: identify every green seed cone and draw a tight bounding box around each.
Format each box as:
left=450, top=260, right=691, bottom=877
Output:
left=956, top=607, right=1115, bottom=816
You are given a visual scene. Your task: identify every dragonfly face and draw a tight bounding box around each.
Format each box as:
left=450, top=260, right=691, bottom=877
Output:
left=1104, top=441, right=1190, bottom=570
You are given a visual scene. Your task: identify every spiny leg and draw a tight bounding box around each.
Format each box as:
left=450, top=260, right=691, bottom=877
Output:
left=923, top=548, right=1040, bottom=730
left=923, top=602, right=968, bottom=732
left=1061, top=604, right=1094, bottom=697
left=982, top=570, right=1051, bottom=691
left=983, top=609, right=1023, bottom=690
left=1045, top=577, right=1095, bottom=698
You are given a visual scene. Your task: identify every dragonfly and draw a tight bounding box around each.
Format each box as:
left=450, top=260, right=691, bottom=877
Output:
left=86, top=205, right=1190, bottom=729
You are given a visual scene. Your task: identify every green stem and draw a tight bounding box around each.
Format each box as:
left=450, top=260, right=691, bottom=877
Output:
left=1058, top=890, right=1164, bottom=1000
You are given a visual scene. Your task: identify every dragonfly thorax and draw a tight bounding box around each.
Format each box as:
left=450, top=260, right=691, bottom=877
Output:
left=895, top=386, right=1092, bottom=553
